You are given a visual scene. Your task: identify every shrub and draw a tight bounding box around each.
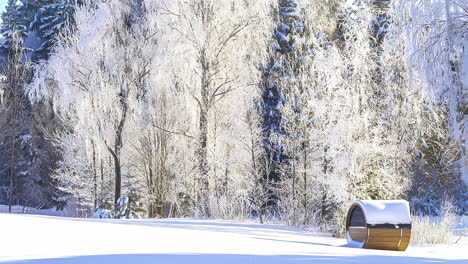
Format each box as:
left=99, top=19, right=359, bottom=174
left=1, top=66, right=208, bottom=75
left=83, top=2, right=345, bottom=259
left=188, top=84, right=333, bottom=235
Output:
left=411, top=201, right=456, bottom=245
left=328, top=208, right=347, bottom=238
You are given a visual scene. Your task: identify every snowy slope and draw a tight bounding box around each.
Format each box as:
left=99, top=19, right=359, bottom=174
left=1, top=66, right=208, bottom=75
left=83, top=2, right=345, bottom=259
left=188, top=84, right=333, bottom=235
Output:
left=0, top=214, right=466, bottom=264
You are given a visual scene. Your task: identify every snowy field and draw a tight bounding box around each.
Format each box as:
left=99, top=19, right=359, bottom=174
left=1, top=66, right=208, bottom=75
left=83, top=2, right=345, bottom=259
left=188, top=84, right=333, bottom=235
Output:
left=0, top=211, right=467, bottom=264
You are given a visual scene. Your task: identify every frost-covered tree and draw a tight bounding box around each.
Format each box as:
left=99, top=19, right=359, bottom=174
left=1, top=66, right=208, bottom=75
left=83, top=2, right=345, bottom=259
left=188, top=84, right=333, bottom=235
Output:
left=29, top=0, right=155, bottom=211
left=274, top=0, right=417, bottom=229
left=392, top=0, right=468, bottom=213
left=0, top=0, right=69, bottom=210
left=0, top=27, right=33, bottom=212
left=129, top=91, right=180, bottom=218
left=21, top=0, right=466, bottom=223
left=241, top=107, right=272, bottom=223
left=127, top=20, right=195, bottom=217
left=257, top=0, right=301, bottom=194
left=156, top=0, right=274, bottom=216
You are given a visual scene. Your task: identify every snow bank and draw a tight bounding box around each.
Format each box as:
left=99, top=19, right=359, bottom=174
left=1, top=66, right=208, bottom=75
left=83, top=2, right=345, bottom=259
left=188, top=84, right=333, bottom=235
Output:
left=354, top=200, right=411, bottom=225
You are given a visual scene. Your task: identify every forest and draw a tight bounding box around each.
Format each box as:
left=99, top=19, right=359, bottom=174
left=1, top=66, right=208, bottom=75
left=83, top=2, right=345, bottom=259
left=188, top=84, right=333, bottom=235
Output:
left=0, top=0, right=466, bottom=235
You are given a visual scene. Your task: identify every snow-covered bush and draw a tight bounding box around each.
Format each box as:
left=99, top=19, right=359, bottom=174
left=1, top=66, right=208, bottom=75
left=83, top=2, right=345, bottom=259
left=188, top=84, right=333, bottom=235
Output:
left=92, top=208, right=113, bottom=219
left=208, top=194, right=250, bottom=220
left=328, top=207, right=347, bottom=238
left=91, top=199, right=113, bottom=219
left=113, top=192, right=146, bottom=219
left=114, top=195, right=130, bottom=219
left=411, top=201, right=456, bottom=245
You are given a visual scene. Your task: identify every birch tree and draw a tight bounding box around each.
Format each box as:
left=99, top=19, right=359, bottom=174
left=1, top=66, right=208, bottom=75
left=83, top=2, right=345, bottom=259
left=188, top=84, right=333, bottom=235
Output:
left=157, top=0, right=274, bottom=216
left=29, top=0, right=155, bottom=211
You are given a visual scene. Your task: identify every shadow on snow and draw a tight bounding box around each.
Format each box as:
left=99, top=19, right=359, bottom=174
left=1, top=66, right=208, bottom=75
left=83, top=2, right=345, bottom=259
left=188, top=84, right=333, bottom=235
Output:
left=3, top=253, right=466, bottom=264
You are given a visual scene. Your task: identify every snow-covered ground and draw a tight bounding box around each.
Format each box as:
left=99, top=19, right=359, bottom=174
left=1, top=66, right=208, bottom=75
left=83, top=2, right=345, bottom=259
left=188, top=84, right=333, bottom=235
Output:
left=0, top=212, right=467, bottom=264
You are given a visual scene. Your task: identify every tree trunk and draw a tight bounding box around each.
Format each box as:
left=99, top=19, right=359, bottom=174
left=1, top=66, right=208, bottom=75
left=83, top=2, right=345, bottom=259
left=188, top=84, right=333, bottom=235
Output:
left=302, top=141, right=308, bottom=225
left=292, top=148, right=296, bottom=213
left=198, top=47, right=210, bottom=216
left=92, top=141, right=97, bottom=209
left=198, top=105, right=209, bottom=214
left=321, top=145, right=329, bottom=224
left=113, top=145, right=122, bottom=208
left=8, top=69, right=19, bottom=214
left=111, top=89, right=129, bottom=209
left=99, top=158, right=104, bottom=207
left=149, top=166, right=155, bottom=218
left=8, top=167, right=14, bottom=213
left=107, top=127, right=124, bottom=210
left=8, top=121, right=16, bottom=213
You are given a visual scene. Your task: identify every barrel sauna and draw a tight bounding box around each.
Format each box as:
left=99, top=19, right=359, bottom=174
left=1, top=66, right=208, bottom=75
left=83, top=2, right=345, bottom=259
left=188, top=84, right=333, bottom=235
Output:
left=346, top=200, right=412, bottom=251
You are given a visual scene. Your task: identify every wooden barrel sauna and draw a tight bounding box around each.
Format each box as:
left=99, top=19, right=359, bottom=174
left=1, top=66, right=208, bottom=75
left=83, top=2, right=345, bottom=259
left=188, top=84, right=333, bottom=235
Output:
left=346, top=200, right=412, bottom=251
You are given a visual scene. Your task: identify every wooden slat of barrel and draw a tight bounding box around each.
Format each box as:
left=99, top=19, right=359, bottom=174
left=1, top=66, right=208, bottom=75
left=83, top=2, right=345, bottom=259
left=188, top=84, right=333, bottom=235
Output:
left=364, top=229, right=411, bottom=251
left=368, top=229, right=401, bottom=242
left=348, top=227, right=367, bottom=242
left=364, top=242, right=400, bottom=251
left=365, top=229, right=399, bottom=250
left=397, top=229, right=411, bottom=251
left=368, top=237, right=401, bottom=242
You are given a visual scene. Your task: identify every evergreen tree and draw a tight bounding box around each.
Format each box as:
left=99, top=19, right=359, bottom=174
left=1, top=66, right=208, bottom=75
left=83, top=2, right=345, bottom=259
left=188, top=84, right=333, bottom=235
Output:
left=0, top=0, right=29, bottom=57
left=2, top=0, right=77, bottom=62
left=29, top=0, right=76, bottom=61
left=257, top=0, right=302, bottom=211
left=0, top=26, right=33, bottom=211
left=0, top=0, right=75, bottom=209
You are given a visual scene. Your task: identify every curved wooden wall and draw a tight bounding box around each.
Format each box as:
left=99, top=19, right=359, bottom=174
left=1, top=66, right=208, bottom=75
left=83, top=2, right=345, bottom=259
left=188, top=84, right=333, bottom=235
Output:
left=346, top=203, right=411, bottom=251
left=364, top=228, right=411, bottom=251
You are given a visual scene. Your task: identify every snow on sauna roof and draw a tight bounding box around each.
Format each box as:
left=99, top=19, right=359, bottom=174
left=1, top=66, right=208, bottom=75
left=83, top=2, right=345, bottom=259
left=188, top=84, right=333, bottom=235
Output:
left=353, top=200, right=411, bottom=225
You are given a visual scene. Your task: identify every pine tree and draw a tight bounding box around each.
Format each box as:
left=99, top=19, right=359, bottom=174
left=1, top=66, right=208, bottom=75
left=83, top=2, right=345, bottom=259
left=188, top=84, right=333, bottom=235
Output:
left=2, top=0, right=78, bottom=62
left=0, top=26, right=33, bottom=212
left=0, top=0, right=75, bottom=210
left=30, top=0, right=76, bottom=61
left=257, top=0, right=302, bottom=211
left=0, top=0, right=29, bottom=57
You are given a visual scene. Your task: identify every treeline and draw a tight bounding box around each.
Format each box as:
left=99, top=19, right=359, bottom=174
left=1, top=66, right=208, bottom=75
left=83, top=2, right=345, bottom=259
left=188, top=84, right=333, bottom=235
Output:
left=0, top=0, right=466, bottom=232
